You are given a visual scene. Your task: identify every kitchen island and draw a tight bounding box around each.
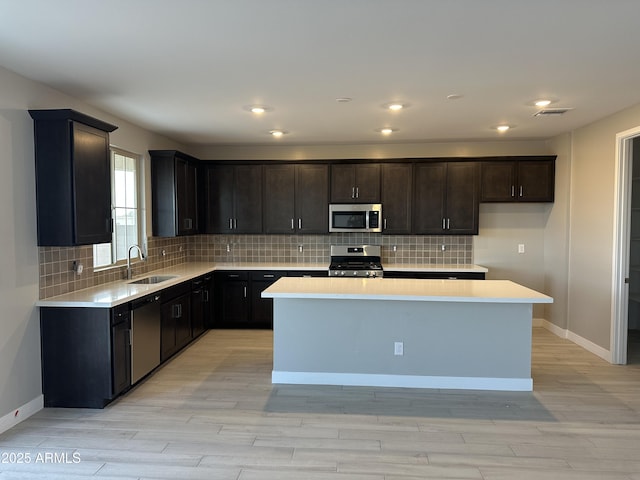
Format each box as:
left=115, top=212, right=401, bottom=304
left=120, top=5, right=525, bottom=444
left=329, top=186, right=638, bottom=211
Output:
left=262, top=277, right=553, bottom=391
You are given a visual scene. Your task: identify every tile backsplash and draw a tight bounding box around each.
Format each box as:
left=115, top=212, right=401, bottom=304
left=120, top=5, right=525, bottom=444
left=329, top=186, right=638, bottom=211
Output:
left=189, top=233, right=473, bottom=265
left=39, top=233, right=473, bottom=299
left=38, top=237, right=189, bottom=299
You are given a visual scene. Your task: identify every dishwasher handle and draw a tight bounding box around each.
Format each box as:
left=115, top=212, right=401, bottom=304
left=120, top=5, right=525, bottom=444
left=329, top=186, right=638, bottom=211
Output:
left=131, top=293, right=161, bottom=310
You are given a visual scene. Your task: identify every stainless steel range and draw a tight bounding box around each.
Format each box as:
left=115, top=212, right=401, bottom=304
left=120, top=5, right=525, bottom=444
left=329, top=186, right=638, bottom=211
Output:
left=329, top=245, right=383, bottom=278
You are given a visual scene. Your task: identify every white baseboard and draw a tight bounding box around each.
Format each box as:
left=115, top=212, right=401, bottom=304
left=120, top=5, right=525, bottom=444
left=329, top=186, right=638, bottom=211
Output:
left=537, top=319, right=612, bottom=363
left=272, top=371, right=533, bottom=391
left=0, top=395, right=43, bottom=435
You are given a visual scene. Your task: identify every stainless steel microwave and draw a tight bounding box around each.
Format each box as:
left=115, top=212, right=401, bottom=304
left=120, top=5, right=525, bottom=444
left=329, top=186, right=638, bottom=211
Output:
left=329, top=204, right=382, bottom=233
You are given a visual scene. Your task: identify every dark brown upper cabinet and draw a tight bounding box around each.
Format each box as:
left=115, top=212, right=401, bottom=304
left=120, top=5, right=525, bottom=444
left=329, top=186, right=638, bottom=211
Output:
left=413, top=161, right=479, bottom=235
left=331, top=163, right=381, bottom=203
left=263, top=163, right=329, bottom=234
left=205, top=164, right=263, bottom=234
left=480, top=157, right=555, bottom=202
left=150, top=150, right=199, bottom=237
left=381, top=163, right=412, bottom=234
left=30, top=109, right=117, bottom=246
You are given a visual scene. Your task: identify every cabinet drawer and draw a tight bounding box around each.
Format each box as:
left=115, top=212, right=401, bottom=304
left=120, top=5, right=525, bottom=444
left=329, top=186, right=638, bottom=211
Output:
left=250, top=271, right=286, bottom=281
left=287, top=270, right=328, bottom=277
left=384, top=271, right=485, bottom=280
left=217, top=271, right=249, bottom=281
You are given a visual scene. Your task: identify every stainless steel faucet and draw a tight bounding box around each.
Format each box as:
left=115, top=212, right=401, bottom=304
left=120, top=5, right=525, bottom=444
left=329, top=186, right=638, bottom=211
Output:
left=127, top=244, right=145, bottom=280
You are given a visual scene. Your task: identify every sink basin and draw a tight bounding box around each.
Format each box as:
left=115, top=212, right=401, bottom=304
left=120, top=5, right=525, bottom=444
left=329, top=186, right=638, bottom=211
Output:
left=129, top=275, right=178, bottom=285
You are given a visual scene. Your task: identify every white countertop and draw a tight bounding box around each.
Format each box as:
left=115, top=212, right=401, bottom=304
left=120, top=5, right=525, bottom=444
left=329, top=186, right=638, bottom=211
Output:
left=36, top=263, right=218, bottom=308
left=36, top=262, right=491, bottom=308
left=262, top=277, right=552, bottom=304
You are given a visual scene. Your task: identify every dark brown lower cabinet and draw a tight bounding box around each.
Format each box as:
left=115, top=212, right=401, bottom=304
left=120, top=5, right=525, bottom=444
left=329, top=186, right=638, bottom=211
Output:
left=111, top=305, right=132, bottom=397
left=40, top=305, right=130, bottom=408
left=214, top=270, right=324, bottom=328
left=161, top=283, right=192, bottom=362
left=214, top=271, right=250, bottom=327
left=251, top=271, right=287, bottom=328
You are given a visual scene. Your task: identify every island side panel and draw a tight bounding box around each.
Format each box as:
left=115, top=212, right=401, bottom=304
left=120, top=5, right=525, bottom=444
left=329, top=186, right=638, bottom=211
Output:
left=272, top=298, right=533, bottom=390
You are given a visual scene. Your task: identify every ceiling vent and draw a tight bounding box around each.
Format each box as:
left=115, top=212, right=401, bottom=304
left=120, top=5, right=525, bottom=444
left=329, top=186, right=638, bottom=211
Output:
left=534, top=108, right=573, bottom=117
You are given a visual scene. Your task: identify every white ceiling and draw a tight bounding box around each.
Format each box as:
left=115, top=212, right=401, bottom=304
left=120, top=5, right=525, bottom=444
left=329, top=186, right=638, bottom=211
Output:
left=2, top=0, right=640, bottom=146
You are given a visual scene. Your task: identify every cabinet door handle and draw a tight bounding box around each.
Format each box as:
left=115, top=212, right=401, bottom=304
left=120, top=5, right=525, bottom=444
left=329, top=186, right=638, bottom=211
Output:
left=384, top=218, right=387, bottom=230
left=298, top=218, right=302, bottom=229
left=511, top=185, right=515, bottom=197
left=228, top=274, right=240, bottom=278
left=203, top=290, right=209, bottom=302
left=351, top=186, right=356, bottom=199
left=356, top=187, right=359, bottom=199
left=172, top=304, right=180, bottom=319
left=264, top=274, right=275, bottom=278
left=291, top=218, right=294, bottom=230
left=243, top=286, right=247, bottom=298
left=229, top=218, right=233, bottom=229
left=234, top=218, right=238, bottom=229
left=442, top=218, right=446, bottom=230
left=184, top=218, right=192, bottom=230
left=447, top=218, right=450, bottom=230
left=519, top=186, right=523, bottom=197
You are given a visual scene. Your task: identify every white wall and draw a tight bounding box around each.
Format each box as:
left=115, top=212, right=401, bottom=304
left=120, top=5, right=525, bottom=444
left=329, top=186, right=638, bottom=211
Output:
left=191, top=140, right=551, bottom=161
left=564, top=103, right=640, bottom=351
left=543, top=133, right=572, bottom=329
left=0, top=65, right=185, bottom=427
left=474, top=203, right=552, bottom=318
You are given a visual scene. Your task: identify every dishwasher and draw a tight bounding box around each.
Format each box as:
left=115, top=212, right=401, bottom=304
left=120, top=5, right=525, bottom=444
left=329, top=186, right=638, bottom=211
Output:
left=130, top=293, right=162, bottom=384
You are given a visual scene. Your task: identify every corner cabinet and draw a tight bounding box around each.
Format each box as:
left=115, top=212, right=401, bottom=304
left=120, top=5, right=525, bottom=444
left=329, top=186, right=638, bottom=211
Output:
left=413, top=161, right=479, bottom=235
left=480, top=157, right=555, bottom=202
left=263, top=164, right=329, bottom=234
left=150, top=150, right=199, bottom=236
left=29, top=109, right=118, bottom=246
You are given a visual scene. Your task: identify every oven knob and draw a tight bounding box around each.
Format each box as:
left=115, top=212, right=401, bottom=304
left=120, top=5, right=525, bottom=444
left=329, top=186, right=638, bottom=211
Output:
left=340, top=271, right=345, bottom=276
left=365, top=271, right=370, bottom=277
left=353, top=271, right=357, bottom=276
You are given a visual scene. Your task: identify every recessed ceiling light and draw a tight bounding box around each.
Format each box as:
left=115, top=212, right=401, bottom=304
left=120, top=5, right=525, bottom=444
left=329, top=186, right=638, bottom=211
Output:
left=527, top=98, right=557, bottom=108
left=269, top=129, right=287, bottom=137
left=447, top=94, right=464, bottom=100
left=336, top=97, right=353, bottom=103
left=243, top=104, right=273, bottom=114
left=493, top=125, right=513, bottom=133
left=375, top=127, right=398, bottom=135
left=382, top=102, right=409, bottom=111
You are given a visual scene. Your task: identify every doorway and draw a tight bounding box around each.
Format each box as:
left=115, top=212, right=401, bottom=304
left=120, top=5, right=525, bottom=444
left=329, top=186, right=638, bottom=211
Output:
left=612, top=128, right=640, bottom=364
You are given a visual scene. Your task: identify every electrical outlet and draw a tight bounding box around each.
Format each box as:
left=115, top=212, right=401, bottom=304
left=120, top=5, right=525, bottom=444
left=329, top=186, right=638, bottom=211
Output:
left=518, top=244, right=525, bottom=254
left=394, top=341, right=404, bottom=356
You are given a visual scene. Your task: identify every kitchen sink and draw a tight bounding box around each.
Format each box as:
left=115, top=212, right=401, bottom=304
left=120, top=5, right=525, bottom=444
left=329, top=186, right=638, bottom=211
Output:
left=129, top=275, right=178, bottom=285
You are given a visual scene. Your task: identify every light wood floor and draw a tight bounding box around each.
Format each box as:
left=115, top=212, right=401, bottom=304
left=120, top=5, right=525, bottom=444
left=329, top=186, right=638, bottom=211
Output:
left=1, top=327, right=640, bottom=479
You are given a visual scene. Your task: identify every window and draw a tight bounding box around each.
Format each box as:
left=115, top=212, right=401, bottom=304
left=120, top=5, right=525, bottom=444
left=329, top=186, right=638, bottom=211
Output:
left=94, top=148, right=142, bottom=268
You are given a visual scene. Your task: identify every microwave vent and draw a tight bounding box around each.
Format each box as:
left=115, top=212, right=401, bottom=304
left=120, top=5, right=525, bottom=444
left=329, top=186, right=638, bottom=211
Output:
left=534, top=108, right=572, bottom=117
